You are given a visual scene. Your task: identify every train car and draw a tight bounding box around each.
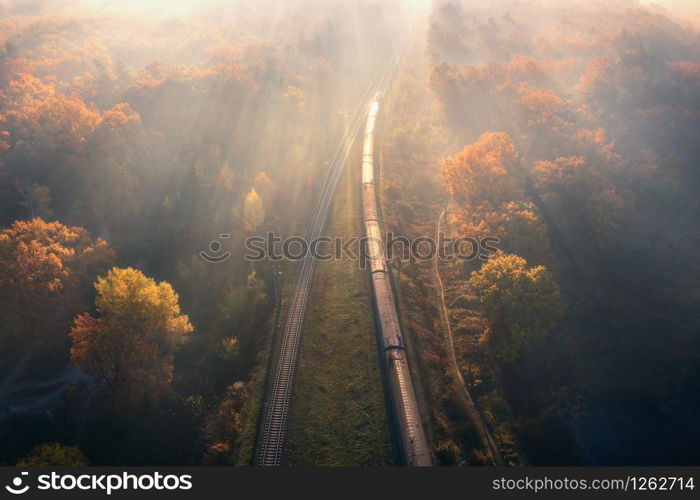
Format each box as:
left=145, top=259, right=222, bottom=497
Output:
left=362, top=101, right=379, bottom=157
left=362, top=132, right=374, bottom=159
left=362, top=159, right=374, bottom=184
left=385, top=349, right=432, bottom=466
left=362, top=182, right=379, bottom=222
left=361, top=97, right=432, bottom=467
left=365, top=220, right=388, bottom=273
left=366, top=100, right=379, bottom=131
left=371, top=271, right=403, bottom=349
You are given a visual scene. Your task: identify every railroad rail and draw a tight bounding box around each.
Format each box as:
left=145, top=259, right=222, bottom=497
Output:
left=255, top=56, right=401, bottom=466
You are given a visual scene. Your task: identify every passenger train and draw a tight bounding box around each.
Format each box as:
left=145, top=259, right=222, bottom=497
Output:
left=361, top=95, right=432, bottom=466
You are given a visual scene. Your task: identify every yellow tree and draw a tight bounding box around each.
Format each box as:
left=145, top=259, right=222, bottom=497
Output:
left=469, top=252, right=562, bottom=362
left=70, top=267, right=192, bottom=407
left=253, top=171, right=273, bottom=200
left=243, top=187, right=265, bottom=232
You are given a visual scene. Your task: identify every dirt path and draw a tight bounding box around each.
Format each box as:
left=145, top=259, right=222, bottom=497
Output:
left=433, top=205, right=503, bottom=465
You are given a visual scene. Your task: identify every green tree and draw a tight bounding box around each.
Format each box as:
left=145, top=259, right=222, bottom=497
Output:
left=17, top=183, right=53, bottom=219
left=18, top=443, right=87, bottom=466
left=469, top=252, right=562, bottom=362
left=435, top=439, right=462, bottom=466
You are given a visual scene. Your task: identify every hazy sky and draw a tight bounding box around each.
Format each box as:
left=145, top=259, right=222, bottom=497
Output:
left=1, top=0, right=698, bottom=29
left=638, top=0, right=700, bottom=26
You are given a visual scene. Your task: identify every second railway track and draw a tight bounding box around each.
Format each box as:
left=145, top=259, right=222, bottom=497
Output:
left=255, top=54, right=401, bottom=466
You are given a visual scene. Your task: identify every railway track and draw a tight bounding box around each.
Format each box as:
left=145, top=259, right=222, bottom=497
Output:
left=255, top=54, right=401, bottom=466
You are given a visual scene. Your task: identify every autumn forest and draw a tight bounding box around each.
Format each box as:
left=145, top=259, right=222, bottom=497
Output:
left=0, top=0, right=699, bottom=467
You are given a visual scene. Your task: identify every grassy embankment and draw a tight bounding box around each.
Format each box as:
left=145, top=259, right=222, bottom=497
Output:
left=284, top=138, right=392, bottom=466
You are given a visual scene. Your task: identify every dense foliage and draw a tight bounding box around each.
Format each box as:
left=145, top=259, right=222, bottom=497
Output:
left=427, top=0, right=700, bottom=464
left=0, top=0, right=402, bottom=465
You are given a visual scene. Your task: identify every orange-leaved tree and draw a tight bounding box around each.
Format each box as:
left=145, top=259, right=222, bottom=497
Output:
left=0, top=218, right=114, bottom=376
left=442, top=131, right=523, bottom=213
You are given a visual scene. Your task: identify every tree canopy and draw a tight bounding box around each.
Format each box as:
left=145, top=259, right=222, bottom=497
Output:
left=18, top=443, right=87, bottom=467
left=469, top=252, right=562, bottom=362
left=442, top=131, right=523, bottom=211
left=70, top=267, right=192, bottom=407
left=243, top=187, right=265, bottom=232
left=0, top=218, right=114, bottom=374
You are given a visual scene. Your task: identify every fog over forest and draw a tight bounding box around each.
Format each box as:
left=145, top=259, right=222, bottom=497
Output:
left=0, top=0, right=698, bottom=467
